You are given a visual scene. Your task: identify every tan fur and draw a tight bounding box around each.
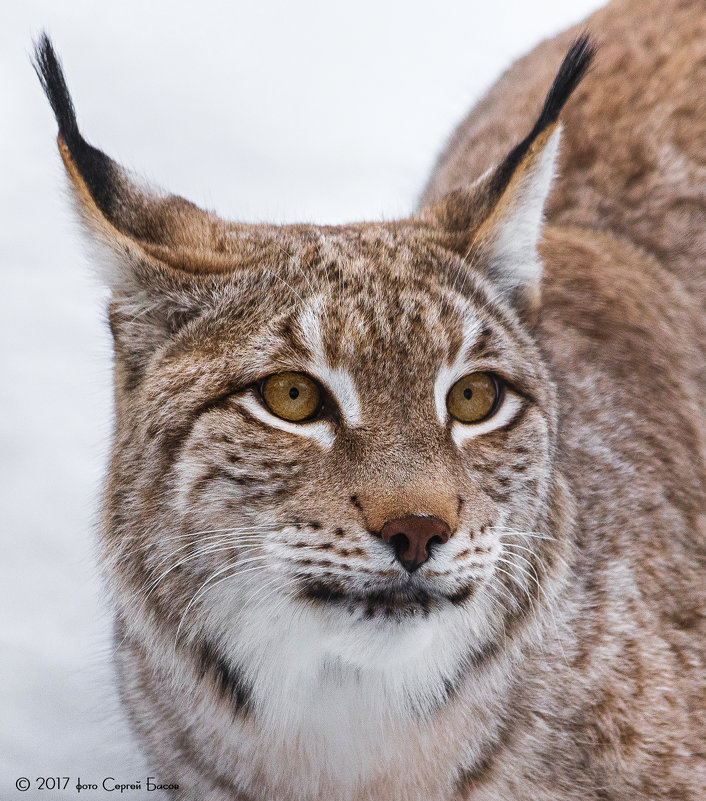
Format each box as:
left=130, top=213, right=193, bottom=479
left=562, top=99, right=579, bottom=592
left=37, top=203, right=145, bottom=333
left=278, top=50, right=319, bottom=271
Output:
left=422, top=0, right=706, bottom=304
left=37, top=0, right=705, bottom=798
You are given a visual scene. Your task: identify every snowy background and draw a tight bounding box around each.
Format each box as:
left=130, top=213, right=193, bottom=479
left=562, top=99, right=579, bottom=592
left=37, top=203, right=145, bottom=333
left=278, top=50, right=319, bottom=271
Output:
left=1, top=0, right=603, bottom=797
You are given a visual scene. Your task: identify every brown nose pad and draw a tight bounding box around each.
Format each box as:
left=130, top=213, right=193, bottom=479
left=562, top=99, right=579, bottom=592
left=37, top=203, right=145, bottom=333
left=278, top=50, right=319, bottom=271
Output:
left=379, top=515, right=451, bottom=573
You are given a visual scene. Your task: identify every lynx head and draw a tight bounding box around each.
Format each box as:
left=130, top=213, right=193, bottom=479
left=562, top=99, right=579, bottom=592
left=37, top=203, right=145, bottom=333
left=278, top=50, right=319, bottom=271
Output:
left=34, top=35, right=592, bottom=705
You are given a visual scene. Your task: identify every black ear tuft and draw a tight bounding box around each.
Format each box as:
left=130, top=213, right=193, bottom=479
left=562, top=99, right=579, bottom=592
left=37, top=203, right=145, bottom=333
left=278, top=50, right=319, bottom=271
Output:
left=32, top=33, right=80, bottom=149
left=490, top=33, right=596, bottom=197
left=535, top=33, right=596, bottom=132
left=32, top=33, right=119, bottom=220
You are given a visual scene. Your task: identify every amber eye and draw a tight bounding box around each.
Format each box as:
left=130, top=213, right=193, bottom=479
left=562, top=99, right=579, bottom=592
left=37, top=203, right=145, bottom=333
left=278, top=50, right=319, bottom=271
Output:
left=260, top=372, right=322, bottom=422
left=447, top=372, right=500, bottom=423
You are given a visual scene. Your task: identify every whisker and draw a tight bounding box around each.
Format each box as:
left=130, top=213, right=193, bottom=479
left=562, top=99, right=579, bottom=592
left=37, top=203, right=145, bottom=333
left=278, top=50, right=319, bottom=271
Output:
left=502, top=539, right=572, bottom=572
left=263, top=268, right=306, bottom=306
left=171, top=559, right=275, bottom=667
left=489, top=527, right=559, bottom=542
left=142, top=534, right=268, bottom=564
left=499, top=547, right=570, bottom=668
left=249, top=576, right=301, bottom=618
left=493, top=560, right=535, bottom=613
left=140, top=543, right=261, bottom=599
left=134, top=549, right=270, bottom=636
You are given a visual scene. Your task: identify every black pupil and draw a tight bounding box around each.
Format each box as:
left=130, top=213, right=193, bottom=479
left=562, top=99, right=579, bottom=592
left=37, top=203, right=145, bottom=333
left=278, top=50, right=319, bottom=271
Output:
left=289, top=386, right=300, bottom=400
left=463, top=387, right=473, bottom=400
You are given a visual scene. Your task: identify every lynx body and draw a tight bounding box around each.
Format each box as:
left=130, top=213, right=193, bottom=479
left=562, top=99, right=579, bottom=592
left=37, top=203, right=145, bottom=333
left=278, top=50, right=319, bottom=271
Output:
left=34, top=0, right=705, bottom=798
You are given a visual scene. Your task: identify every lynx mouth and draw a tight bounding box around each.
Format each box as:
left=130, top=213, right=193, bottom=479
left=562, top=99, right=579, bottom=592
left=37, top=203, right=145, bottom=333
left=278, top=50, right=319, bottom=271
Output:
left=297, top=578, right=476, bottom=619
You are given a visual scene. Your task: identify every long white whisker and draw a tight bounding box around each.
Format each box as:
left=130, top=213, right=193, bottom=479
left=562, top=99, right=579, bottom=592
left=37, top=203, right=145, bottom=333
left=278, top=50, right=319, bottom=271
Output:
left=493, top=560, right=535, bottom=613
left=143, top=534, right=268, bottom=565
left=171, top=559, right=275, bottom=667
left=489, top=527, right=559, bottom=542
left=499, top=547, right=570, bottom=668
left=250, top=575, right=301, bottom=618
left=134, top=550, right=270, bottom=639
left=139, top=543, right=261, bottom=601
left=502, top=539, right=571, bottom=572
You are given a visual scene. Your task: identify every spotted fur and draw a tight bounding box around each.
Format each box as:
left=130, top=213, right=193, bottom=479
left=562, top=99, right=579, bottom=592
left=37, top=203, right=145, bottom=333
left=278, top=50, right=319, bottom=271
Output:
left=33, top=1, right=705, bottom=798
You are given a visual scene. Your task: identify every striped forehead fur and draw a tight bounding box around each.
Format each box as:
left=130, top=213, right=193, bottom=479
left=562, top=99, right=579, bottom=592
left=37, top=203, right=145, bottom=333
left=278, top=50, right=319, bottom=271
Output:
left=297, top=300, right=362, bottom=427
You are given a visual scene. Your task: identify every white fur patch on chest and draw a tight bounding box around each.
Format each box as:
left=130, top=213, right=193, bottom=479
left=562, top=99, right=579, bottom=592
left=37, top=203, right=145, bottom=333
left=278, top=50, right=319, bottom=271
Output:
left=208, top=590, right=485, bottom=792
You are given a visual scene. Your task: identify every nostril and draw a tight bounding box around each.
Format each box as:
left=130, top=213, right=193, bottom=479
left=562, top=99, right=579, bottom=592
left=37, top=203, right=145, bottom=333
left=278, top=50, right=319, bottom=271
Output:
left=388, top=532, right=410, bottom=562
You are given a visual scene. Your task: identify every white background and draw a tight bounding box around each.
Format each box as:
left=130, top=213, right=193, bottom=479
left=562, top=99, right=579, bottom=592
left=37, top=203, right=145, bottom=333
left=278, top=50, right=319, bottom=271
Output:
left=1, top=1, right=603, bottom=797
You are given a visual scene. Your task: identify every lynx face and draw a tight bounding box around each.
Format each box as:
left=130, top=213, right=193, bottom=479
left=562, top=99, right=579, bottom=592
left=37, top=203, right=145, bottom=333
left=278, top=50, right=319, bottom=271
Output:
left=162, top=234, right=557, bottom=637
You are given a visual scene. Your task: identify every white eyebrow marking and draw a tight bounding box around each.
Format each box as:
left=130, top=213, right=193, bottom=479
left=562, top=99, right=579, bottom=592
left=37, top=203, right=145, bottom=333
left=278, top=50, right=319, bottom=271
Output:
left=450, top=393, right=522, bottom=447
left=238, top=394, right=335, bottom=449
left=297, top=301, right=361, bottom=426
left=434, top=317, right=483, bottom=426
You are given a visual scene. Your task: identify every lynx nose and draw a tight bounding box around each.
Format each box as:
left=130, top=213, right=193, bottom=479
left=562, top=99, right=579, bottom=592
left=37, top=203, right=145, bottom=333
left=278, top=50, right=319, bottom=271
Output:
left=380, top=515, right=451, bottom=573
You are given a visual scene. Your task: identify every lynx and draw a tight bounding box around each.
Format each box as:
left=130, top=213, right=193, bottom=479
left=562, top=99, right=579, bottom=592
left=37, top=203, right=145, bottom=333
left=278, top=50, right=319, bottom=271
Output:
left=34, top=0, right=705, bottom=798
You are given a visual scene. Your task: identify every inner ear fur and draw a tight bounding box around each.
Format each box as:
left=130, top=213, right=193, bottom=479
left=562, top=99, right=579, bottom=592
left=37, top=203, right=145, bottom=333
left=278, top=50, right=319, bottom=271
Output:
left=419, top=34, right=595, bottom=318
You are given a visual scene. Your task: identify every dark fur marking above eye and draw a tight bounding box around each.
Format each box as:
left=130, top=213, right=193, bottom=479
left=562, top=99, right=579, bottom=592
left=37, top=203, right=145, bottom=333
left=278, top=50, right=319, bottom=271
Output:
left=475, top=325, right=493, bottom=352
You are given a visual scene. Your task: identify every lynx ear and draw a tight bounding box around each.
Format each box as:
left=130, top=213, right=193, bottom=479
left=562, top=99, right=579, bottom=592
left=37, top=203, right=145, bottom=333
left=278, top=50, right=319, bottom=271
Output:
left=32, top=34, right=237, bottom=286
left=421, top=35, right=595, bottom=317
left=32, top=34, right=241, bottom=389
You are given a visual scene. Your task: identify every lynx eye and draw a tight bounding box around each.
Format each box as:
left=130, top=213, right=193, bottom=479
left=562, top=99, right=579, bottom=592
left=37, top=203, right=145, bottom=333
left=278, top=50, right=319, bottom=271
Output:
left=447, top=372, right=500, bottom=423
left=260, top=372, right=322, bottom=422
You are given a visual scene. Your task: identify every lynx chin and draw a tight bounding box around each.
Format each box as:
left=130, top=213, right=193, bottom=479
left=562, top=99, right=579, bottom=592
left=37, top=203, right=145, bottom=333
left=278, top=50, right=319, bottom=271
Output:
left=33, top=0, right=705, bottom=798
